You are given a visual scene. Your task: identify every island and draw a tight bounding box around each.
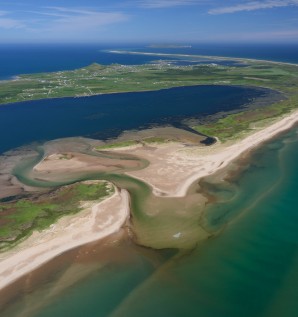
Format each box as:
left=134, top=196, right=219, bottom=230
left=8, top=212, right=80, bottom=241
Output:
left=147, top=44, right=192, bottom=48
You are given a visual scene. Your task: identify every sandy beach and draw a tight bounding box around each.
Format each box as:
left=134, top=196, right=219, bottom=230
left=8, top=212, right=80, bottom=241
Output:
left=1, top=109, right=298, bottom=292
left=114, top=110, right=298, bottom=197
left=0, top=186, right=130, bottom=291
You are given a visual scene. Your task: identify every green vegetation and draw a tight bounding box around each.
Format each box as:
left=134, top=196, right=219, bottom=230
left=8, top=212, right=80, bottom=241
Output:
left=0, top=181, right=114, bottom=251
left=0, top=53, right=298, bottom=141
left=0, top=62, right=204, bottom=104
left=96, top=140, right=139, bottom=149
left=0, top=60, right=292, bottom=106
left=96, top=136, right=170, bottom=150
left=195, top=100, right=294, bottom=141
left=143, top=136, right=169, bottom=144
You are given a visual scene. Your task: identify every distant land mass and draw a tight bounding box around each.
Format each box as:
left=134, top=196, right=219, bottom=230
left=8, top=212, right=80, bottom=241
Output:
left=147, top=44, right=192, bottom=48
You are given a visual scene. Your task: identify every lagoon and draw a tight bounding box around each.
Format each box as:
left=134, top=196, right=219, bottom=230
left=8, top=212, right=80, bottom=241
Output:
left=0, top=85, right=270, bottom=154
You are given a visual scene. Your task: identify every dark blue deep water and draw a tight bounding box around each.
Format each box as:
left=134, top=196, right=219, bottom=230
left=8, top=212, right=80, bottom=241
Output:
left=1, top=43, right=297, bottom=80
left=139, top=43, right=298, bottom=64
left=0, top=85, right=267, bottom=154
left=0, top=44, right=168, bottom=80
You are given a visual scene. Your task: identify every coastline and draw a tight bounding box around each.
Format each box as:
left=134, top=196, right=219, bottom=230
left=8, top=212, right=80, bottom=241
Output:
left=0, top=187, right=130, bottom=291
left=176, top=110, right=298, bottom=196
left=115, top=110, right=298, bottom=197
left=0, top=50, right=298, bottom=293
left=0, top=50, right=294, bottom=108
left=0, top=83, right=274, bottom=109
left=0, top=109, right=298, bottom=292
left=108, top=49, right=298, bottom=67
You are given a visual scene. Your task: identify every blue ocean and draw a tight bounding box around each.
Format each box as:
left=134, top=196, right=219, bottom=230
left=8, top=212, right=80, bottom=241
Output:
left=0, top=43, right=298, bottom=80
left=1, top=44, right=298, bottom=317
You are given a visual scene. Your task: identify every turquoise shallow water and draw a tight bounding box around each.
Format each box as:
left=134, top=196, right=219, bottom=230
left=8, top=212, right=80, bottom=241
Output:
left=108, top=126, right=298, bottom=317
left=100, top=129, right=298, bottom=317
left=3, top=126, right=298, bottom=317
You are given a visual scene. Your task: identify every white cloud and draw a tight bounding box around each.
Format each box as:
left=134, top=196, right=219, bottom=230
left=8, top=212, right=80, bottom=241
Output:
left=26, top=10, right=70, bottom=18
left=0, top=18, right=24, bottom=29
left=25, top=7, right=129, bottom=39
left=241, top=29, right=298, bottom=39
left=209, top=0, right=298, bottom=15
left=0, top=11, right=9, bottom=16
left=47, top=12, right=128, bottom=33
left=205, top=29, right=298, bottom=42
left=0, top=11, right=24, bottom=29
left=44, top=6, right=102, bottom=16
left=0, top=6, right=129, bottom=40
left=137, top=0, right=200, bottom=8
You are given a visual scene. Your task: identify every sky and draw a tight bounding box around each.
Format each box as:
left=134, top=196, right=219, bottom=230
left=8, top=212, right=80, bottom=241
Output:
left=0, top=0, right=298, bottom=43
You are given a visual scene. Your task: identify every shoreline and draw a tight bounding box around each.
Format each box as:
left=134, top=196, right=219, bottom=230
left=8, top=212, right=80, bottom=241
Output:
left=0, top=187, right=130, bottom=291
left=111, top=110, right=298, bottom=198
left=24, top=109, right=298, bottom=199
left=1, top=109, right=298, bottom=292
left=175, top=110, right=298, bottom=196
left=0, top=50, right=294, bottom=108
left=107, top=49, right=298, bottom=67
left=0, top=83, right=275, bottom=109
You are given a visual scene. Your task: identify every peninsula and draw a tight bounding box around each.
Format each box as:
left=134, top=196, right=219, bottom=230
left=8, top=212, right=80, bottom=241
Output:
left=0, top=52, right=298, bottom=293
left=0, top=51, right=297, bottom=141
